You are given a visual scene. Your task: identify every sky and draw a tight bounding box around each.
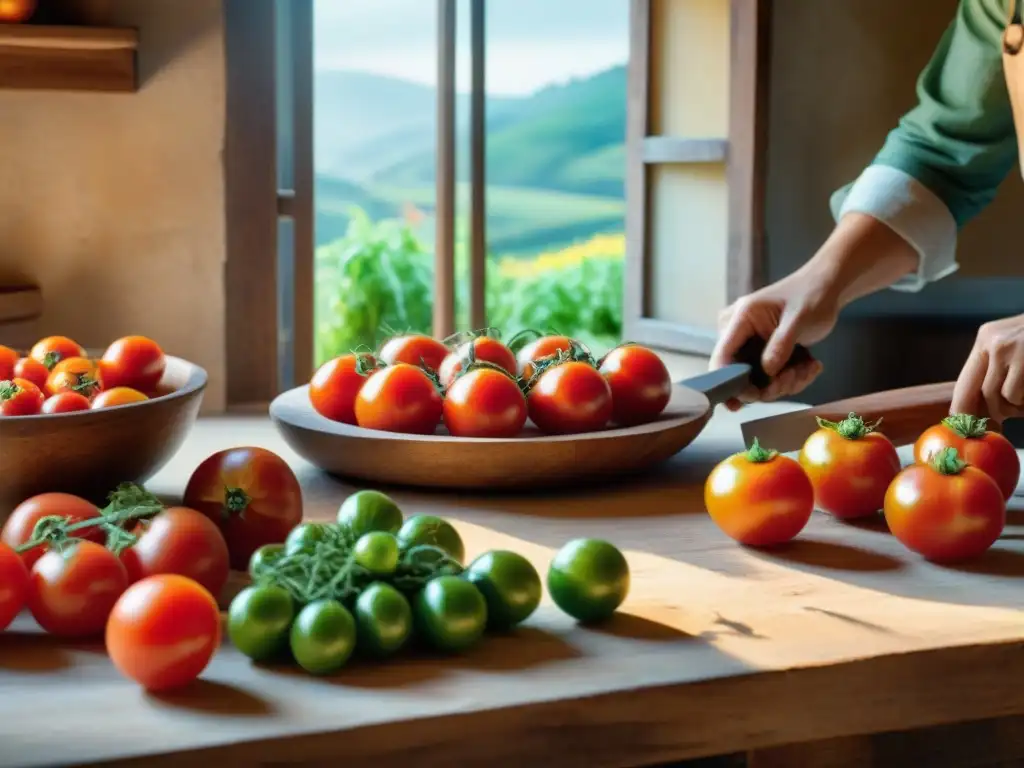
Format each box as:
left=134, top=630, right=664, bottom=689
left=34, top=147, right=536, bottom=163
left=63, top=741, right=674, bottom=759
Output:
left=313, top=0, right=629, bottom=96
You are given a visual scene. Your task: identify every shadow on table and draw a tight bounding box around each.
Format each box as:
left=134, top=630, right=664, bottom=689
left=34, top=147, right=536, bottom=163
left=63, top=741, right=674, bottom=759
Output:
left=148, top=680, right=277, bottom=717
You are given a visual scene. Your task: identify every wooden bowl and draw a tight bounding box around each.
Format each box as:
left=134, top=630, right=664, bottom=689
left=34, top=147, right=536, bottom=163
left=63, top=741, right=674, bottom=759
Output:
left=0, top=356, right=206, bottom=516
left=269, top=382, right=712, bottom=490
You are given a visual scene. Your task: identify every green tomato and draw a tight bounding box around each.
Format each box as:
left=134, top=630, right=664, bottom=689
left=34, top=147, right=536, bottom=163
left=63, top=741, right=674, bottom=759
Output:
left=228, top=584, right=295, bottom=662
left=353, top=532, right=400, bottom=576
left=413, top=575, right=487, bottom=652
left=285, top=522, right=329, bottom=554
left=337, top=490, right=403, bottom=538
left=248, top=543, right=284, bottom=579
left=464, top=550, right=541, bottom=631
left=397, top=514, right=465, bottom=563
left=354, top=582, right=413, bottom=658
left=289, top=599, right=357, bottom=675
left=547, top=538, right=630, bottom=623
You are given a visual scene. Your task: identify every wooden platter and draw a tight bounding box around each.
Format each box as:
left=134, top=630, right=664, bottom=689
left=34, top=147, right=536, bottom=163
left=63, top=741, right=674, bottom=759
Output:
left=269, top=364, right=752, bottom=490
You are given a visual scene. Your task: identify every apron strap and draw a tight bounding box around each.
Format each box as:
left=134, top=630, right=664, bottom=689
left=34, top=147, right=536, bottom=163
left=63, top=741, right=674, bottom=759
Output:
left=1006, top=0, right=1023, bottom=56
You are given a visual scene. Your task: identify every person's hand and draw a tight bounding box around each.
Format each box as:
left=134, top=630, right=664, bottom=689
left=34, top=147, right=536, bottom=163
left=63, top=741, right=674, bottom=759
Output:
left=950, top=314, right=1024, bottom=424
left=709, top=273, right=838, bottom=409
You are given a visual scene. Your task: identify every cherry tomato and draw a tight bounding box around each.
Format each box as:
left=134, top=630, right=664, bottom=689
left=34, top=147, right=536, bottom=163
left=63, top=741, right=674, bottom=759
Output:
left=354, top=582, right=413, bottom=658
left=289, top=599, right=357, bottom=674
left=42, top=391, right=92, bottom=414
left=353, top=532, right=400, bottom=576
left=92, top=387, right=149, bottom=409
left=46, top=369, right=101, bottom=399
left=397, top=514, right=465, bottom=563
left=13, top=357, right=48, bottom=391
left=28, top=540, right=129, bottom=637
left=466, top=550, right=542, bottom=630
left=378, top=333, right=449, bottom=373
left=412, top=575, right=487, bottom=652
left=0, top=377, right=44, bottom=416
left=119, top=506, right=230, bottom=596
left=0, top=542, right=30, bottom=631
left=2, top=493, right=105, bottom=569
left=885, top=447, right=1005, bottom=562
left=0, top=345, right=17, bottom=380
left=337, top=490, right=404, bottom=538
left=438, top=337, right=517, bottom=389
left=444, top=366, right=527, bottom=438
left=527, top=361, right=612, bottom=435
left=183, top=447, right=304, bottom=570
left=798, top=413, right=901, bottom=520
left=517, top=335, right=590, bottom=380
left=914, top=414, right=1021, bottom=501
left=100, top=336, right=166, bottom=392
left=598, top=344, right=672, bottom=426
left=51, top=355, right=99, bottom=378
left=228, top=584, right=295, bottom=662
left=308, top=353, right=374, bottom=424
left=705, top=439, right=815, bottom=547
left=106, top=574, right=221, bottom=691
left=29, top=336, right=85, bottom=370
left=355, top=363, right=443, bottom=435
left=547, top=539, right=629, bottom=623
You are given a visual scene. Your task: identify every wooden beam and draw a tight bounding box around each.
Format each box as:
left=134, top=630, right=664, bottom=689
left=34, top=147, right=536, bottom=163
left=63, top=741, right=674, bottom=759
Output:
left=433, top=0, right=457, bottom=339
left=468, top=0, right=487, bottom=330
left=0, top=25, right=137, bottom=93
left=642, top=137, right=728, bottom=164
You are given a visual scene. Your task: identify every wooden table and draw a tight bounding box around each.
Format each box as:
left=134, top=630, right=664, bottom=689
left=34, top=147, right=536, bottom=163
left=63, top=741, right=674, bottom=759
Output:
left=3, top=403, right=1024, bottom=768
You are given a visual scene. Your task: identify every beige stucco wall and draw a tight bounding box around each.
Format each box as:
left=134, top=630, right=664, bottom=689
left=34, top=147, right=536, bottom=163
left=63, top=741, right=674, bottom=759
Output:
left=0, top=0, right=227, bottom=412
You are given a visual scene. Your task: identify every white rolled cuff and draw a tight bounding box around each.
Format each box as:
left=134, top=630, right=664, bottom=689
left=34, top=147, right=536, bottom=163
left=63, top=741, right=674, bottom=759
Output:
left=829, top=165, right=959, bottom=293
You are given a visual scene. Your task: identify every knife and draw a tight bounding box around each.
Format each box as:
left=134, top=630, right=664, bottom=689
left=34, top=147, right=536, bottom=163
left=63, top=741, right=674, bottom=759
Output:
left=739, top=381, right=956, bottom=453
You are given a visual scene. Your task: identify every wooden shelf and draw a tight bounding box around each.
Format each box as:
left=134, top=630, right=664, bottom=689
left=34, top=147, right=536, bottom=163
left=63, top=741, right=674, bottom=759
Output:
left=0, top=285, right=42, bottom=325
left=0, top=25, right=138, bottom=93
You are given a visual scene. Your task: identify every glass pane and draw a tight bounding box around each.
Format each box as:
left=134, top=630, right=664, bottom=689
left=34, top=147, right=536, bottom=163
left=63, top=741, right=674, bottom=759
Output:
left=478, top=0, right=629, bottom=353
left=312, top=0, right=439, bottom=365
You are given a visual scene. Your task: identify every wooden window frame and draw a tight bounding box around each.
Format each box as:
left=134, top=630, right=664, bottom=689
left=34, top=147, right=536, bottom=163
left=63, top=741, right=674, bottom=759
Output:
left=624, top=0, right=772, bottom=356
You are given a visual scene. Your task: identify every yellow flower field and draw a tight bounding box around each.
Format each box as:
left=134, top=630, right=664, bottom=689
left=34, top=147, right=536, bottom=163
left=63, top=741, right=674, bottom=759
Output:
left=496, top=233, right=625, bottom=279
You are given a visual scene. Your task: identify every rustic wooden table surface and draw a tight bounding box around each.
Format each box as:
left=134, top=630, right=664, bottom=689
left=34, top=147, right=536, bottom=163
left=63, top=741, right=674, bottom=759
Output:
left=3, top=402, right=1024, bottom=768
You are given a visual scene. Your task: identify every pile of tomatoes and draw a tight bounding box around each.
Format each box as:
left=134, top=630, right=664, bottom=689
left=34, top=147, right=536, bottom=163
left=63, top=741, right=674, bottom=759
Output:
left=230, top=489, right=631, bottom=675
left=309, top=330, right=674, bottom=438
left=0, top=334, right=167, bottom=416
left=704, top=412, right=1021, bottom=563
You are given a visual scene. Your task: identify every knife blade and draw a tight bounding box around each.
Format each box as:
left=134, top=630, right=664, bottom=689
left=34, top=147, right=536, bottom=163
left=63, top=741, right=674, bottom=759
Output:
left=739, top=381, right=956, bottom=453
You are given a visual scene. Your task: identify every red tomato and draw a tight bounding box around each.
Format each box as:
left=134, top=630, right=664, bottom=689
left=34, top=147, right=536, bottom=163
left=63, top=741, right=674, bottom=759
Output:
left=517, top=335, right=591, bottom=380
left=29, top=336, right=86, bottom=370
left=183, top=447, right=304, bottom=570
left=100, top=336, right=166, bottom=392
left=0, top=345, right=17, bottom=380
left=355, top=362, right=443, bottom=435
left=527, top=361, right=612, bottom=434
left=308, top=353, right=374, bottom=424
left=914, top=414, right=1021, bottom=501
left=798, top=413, right=901, bottom=519
left=92, top=387, right=149, bottom=409
left=0, top=542, right=30, bottom=631
left=598, top=344, right=672, bottom=426
left=884, top=447, right=1005, bottom=562
left=42, top=391, right=93, bottom=414
left=379, top=334, right=449, bottom=373
left=705, top=439, right=815, bottom=547
left=2, top=493, right=106, bottom=569
left=28, top=540, right=129, bottom=637
left=443, top=367, right=527, bottom=438
left=106, top=574, right=221, bottom=691
left=13, top=358, right=48, bottom=391
left=438, top=337, right=518, bottom=389
left=0, top=377, right=44, bottom=416
left=119, top=507, right=230, bottom=596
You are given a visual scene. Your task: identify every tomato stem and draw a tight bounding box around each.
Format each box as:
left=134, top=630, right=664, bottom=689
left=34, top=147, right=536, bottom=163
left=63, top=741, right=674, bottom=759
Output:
left=930, top=446, right=968, bottom=475
left=42, top=351, right=62, bottom=371
left=816, top=412, right=881, bottom=440
left=744, top=437, right=778, bottom=463
left=942, top=413, right=989, bottom=439
left=505, top=328, right=544, bottom=355
left=353, top=353, right=381, bottom=378
left=0, top=380, right=20, bottom=401
left=224, top=487, right=252, bottom=517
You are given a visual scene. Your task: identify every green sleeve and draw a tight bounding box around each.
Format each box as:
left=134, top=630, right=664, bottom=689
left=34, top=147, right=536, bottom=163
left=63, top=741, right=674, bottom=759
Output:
left=873, top=0, right=1018, bottom=227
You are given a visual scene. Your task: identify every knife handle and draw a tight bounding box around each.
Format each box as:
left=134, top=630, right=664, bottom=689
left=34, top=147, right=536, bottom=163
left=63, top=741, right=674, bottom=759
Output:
left=733, top=337, right=814, bottom=390
left=811, top=381, right=956, bottom=445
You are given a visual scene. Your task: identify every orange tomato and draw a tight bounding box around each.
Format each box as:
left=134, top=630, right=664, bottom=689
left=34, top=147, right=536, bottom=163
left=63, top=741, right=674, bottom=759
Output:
left=705, top=439, right=815, bottom=547
left=308, top=353, right=374, bottom=424
left=42, top=392, right=92, bottom=414
left=0, top=377, right=44, bottom=416
left=91, top=387, right=149, bottom=409
left=443, top=366, right=527, bottom=438
left=598, top=344, right=672, bottom=426
left=2, top=493, right=105, bottom=569
left=106, top=574, right=221, bottom=691
left=29, top=336, right=86, bottom=370
left=798, top=413, right=901, bottom=519
left=0, top=345, right=17, bottom=380
left=884, top=447, right=1005, bottom=562
left=914, top=414, right=1021, bottom=501
left=100, top=336, right=166, bottom=392
left=0, top=0, right=37, bottom=24
left=46, top=368, right=102, bottom=399
left=51, top=355, right=100, bottom=378
left=378, top=334, right=450, bottom=373
left=438, top=337, right=517, bottom=389
left=355, top=363, right=443, bottom=435
left=527, top=361, right=612, bottom=435
left=13, top=357, right=48, bottom=390
left=516, top=335, right=590, bottom=380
